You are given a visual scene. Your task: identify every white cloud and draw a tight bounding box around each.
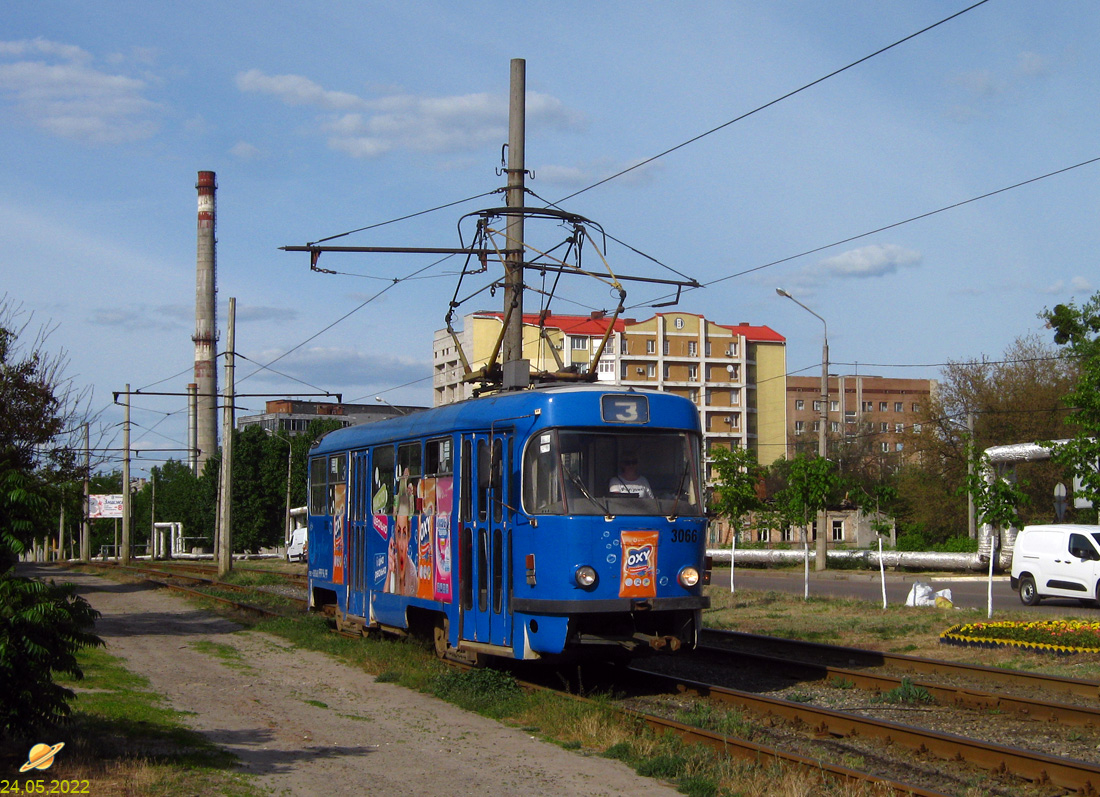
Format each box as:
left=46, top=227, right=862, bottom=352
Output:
left=236, top=69, right=584, bottom=158
left=0, top=39, right=159, bottom=144
left=1046, top=276, right=1095, bottom=295
left=953, top=69, right=1003, bottom=98
left=536, top=164, right=589, bottom=186
left=535, top=156, right=660, bottom=188
left=249, top=344, right=428, bottom=391
left=235, top=69, right=366, bottom=110
left=0, top=38, right=91, bottom=62
left=230, top=140, right=262, bottom=160
left=235, top=304, right=298, bottom=323
left=89, top=307, right=166, bottom=330
left=1017, top=51, right=1048, bottom=78
left=818, top=244, right=922, bottom=279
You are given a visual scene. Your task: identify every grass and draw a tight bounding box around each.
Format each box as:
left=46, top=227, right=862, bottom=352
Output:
left=702, top=584, right=1100, bottom=679
left=39, top=567, right=1100, bottom=796
left=190, top=639, right=253, bottom=671
left=872, top=677, right=935, bottom=705
left=1, top=645, right=260, bottom=797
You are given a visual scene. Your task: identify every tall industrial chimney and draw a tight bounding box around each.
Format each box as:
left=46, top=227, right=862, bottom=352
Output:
left=193, top=171, right=219, bottom=474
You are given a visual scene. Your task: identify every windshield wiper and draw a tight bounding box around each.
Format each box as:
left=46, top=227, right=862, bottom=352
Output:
left=668, top=462, right=692, bottom=519
left=564, top=467, right=612, bottom=517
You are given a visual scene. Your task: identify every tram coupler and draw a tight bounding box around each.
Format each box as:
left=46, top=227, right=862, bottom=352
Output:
left=638, top=633, right=682, bottom=652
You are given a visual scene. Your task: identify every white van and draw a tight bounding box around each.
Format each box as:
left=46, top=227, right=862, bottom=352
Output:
left=286, top=506, right=308, bottom=563
left=286, top=527, right=308, bottom=562
left=1010, top=524, right=1100, bottom=605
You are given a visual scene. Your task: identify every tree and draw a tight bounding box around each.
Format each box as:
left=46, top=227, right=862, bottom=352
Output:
left=964, top=451, right=1029, bottom=533
left=0, top=299, right=101, bottom=741
left=709, top=446, right=764, bottom=544
left=901, top=333, right=1077, bottom=543
left=230, top=426, right=289, bottom=553
left=1044, top=292, right=1100, bottom=516
left=1, top=468, right=102, bottom=739
left=775, top=454, right=838, bottom=544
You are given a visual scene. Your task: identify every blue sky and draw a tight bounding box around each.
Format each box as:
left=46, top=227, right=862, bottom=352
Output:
left=3, top=1, right=1097, bottom=475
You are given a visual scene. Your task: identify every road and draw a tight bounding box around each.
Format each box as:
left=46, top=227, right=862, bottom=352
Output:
left=716, top=566, right=1100, bottom=618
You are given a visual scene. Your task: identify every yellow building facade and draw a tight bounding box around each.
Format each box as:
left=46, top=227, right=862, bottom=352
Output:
left=433, top=311, right=788, bottom=473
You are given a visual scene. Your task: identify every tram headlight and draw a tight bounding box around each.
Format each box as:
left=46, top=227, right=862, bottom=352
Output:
left=678, top=566, right=700, bottom=588
left=575, top=566, right=598, bottom=588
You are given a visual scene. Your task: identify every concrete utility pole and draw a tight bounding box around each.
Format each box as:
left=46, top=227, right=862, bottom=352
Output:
left=58, top=498, right=65, bottom=562
left=967, top=411, right=977, bottom=539
left=121, top=383, right=131, bottom=565
left=217, top=298, right=236, bottom=577
left=81, top=422, right=90, bottom=562
left=501, top=58, right=526, bottom=370
left=776, top=289, right=829, bottom=571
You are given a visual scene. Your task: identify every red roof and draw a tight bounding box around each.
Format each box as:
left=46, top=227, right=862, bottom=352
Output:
left=475, top=312, right=629, bottom=335
left=721, top=323, right=786, bottom=343
left=473, top=311, right=784, bottom=342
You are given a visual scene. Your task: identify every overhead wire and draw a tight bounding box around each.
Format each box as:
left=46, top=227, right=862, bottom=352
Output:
left=228, top=1, right=995, bottom=400
left=553, top=0, right=992, bottom=205
left=83, top=1, right=1044, bottom=441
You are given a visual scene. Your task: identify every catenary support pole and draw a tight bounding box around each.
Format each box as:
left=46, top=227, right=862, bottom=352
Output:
left=81, top=422, right=90, bottom=562
left=218, top=298, right=236, bottom=577
left=121, top=383, right=131, bottom=565
left=502, top=58, right=526, bottom=368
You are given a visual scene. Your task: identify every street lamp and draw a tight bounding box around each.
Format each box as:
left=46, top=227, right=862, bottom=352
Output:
left=776, top=288, right=829, bottom=571
left=375, top=396, right=409, bottom=415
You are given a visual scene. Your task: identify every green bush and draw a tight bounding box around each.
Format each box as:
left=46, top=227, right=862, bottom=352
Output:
left=1, top=466, right=104, bottom=742
left=894, top=530, right=928, bottom=551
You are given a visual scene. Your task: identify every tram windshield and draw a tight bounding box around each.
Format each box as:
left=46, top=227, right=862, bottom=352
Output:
left=523, top=429, right=703, bottom=517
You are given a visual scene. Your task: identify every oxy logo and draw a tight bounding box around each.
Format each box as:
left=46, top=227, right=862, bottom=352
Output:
left=620, top=530, right=658, bottom=598
left=624, top=544, right=654, bottom=574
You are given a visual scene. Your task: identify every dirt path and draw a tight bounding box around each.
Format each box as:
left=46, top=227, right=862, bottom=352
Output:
left=32, top=566, right=678, bottom=797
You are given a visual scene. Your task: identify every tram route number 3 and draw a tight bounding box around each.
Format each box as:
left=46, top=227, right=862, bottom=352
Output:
left=670, top=529, right=698, bottom=543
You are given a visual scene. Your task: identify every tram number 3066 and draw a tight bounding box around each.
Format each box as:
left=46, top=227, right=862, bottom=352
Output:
left=670, top=529, right=700, bottom=543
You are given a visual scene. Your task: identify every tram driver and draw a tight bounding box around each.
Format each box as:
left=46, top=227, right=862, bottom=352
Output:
left=608, top=452, right=654, bottom=499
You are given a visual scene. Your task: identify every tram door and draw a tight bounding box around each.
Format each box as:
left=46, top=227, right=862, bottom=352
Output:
left=459, top=431, right=512, bottom=649
left=346, top=449, right=371, bottom=618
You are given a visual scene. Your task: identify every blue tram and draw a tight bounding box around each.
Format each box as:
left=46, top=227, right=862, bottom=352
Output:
left=306, top=385, right=710, bottom=661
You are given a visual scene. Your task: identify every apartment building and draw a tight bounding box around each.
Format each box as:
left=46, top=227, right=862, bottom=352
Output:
left=433, top=311, right=787, bottom=474
left=786, top=374, right=933, bottom=462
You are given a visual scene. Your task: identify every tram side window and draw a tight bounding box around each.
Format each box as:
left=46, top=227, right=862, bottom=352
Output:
left=372, top=445, right=395, bottom=514
left=327, top=454, right=347, bottom=515
left=396, top=442, right=421, bottom=516
left=350, top=450, right=369, bottom=521
left=492, top=438, right=504, bottom=524
left=524, top=432, right=564, bottom=514
left=478, top=440, right=491, bottom=522
left=309, top=457, right=327, bottom=515
left=425, top=437, right=453, bottom=476
left=460, top=439, right=472, bottom=522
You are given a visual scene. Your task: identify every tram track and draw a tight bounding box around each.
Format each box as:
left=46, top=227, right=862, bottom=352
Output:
left=695, top=640, right=1100, bottom=728
left=702, top=628, right=1100, bottom=702
left=63, top=563, right=1100, bottom=792
left=120, top=559, right=311, bottom=589
left=513, top=674, right=953, bottom=797
left=624, top=663, right=1100, bottom=795
left=64, top=564, right=948, bottom=793
left=76, top=561, right=307, bottom=614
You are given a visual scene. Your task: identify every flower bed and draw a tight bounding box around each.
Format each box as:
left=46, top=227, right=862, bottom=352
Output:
left=940, top=619, right=1100, bottom=654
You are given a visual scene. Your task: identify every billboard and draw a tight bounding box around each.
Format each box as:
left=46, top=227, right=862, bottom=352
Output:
left=89, top=494, right=124, bottom=519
